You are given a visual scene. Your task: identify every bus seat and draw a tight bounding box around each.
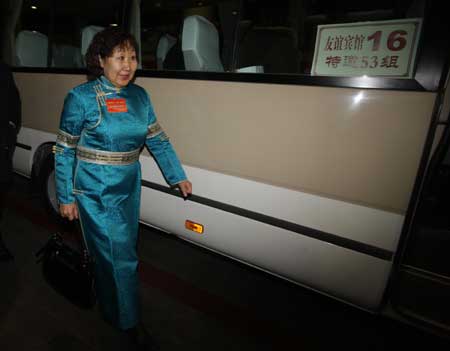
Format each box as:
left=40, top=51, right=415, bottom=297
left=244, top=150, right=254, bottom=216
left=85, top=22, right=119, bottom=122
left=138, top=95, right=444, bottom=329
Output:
left=81, top=25, right=104, bottom=59
left=236, top=26, right=300, bottom=74
left=15, top=30, right=48, bottom=67
left=181, top=15, right=224, bottom=72
left=236, top=65, right=264, bottom=73
left=52, top=44, right=83, bottom=67
left=156, top=34, right=177, bottom=69
left=163, top=42, right=185, bottom=70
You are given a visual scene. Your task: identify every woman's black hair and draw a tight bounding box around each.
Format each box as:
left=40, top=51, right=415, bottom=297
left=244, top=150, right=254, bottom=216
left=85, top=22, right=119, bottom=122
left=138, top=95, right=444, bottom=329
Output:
left=85, top=27, right=139, bottom=78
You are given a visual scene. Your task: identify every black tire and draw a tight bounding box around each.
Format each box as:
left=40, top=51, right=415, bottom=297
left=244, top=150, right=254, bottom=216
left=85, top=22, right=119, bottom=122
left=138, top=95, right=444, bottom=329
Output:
left=40, top=153, right=61, bottom=220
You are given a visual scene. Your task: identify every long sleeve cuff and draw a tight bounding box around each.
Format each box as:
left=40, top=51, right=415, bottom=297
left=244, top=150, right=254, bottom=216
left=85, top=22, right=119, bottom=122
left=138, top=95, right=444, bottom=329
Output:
left=54, top=143, right=76, bottom=204
left=146, top=137, right=187, bottom=186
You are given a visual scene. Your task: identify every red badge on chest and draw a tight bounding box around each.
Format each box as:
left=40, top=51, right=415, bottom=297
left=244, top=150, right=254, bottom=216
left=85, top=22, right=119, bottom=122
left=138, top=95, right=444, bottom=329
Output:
left=106, top=98, right=128, bottom=113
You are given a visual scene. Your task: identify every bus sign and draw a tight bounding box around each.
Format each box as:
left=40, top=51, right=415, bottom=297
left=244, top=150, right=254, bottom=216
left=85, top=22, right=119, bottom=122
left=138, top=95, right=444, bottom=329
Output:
left=311, top=18, right=422, bottom=78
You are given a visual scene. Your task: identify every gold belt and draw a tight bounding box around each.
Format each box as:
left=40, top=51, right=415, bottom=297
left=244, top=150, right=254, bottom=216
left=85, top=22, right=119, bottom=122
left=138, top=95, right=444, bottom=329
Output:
left=76, top=146, right=140, bottom=165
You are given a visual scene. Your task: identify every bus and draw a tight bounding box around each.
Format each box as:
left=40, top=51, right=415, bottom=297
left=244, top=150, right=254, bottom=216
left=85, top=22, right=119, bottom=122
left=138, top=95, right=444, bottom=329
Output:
left=1, top=0, right=449, bottom=337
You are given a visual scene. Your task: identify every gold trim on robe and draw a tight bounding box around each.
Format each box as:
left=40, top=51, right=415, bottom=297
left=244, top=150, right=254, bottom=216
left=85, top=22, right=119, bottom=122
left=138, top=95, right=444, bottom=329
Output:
left=146, top=122, right=164, bottom=138
left=76, top=146, right=141, bottom=165
left=56, top=129, right=80, bottom=148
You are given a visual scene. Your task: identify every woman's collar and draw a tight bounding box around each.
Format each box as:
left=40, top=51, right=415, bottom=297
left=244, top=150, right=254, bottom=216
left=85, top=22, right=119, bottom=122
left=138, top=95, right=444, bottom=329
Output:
left=98, top=75, right=126, bottom=92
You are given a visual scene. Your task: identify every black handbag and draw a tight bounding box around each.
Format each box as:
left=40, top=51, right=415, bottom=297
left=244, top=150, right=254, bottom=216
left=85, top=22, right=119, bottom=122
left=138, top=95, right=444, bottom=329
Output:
left=36, top=223, right=96, bottom=309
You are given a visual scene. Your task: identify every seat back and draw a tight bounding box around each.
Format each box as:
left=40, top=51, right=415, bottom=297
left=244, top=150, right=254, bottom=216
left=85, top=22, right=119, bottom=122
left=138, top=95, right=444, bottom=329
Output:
left=81, top=25, right=104, bottom=60
left=181, top=15, right=224, bottom=72
left=53, top=44, right=83, bottom=67
left=15, top=30, right=48, bottom=67
left=237, top=26, right=299, bottom=74
left=156, top=34, right=177, bottom=69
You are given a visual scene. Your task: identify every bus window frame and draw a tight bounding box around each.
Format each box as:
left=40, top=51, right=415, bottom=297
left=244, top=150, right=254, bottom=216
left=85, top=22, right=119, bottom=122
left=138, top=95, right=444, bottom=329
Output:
left=11, top=0, right=450, bottom=93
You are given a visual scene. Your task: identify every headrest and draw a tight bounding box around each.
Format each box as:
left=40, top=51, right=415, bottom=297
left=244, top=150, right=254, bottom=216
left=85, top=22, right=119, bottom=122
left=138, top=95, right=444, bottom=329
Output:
left=53, top=45, right=83, bottom=67
left=156, top=34, right=177, bottom=69
left=182, top=15, right=224, bottom=72
left=81, top=25, right=104, bottom=58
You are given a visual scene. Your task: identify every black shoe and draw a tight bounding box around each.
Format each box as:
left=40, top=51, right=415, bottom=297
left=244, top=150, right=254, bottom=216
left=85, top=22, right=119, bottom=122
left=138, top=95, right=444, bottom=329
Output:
left=126, top=323, right=160, bottom=351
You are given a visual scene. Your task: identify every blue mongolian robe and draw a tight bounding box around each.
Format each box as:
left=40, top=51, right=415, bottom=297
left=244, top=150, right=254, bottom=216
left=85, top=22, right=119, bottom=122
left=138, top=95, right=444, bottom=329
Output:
left=54, top=75, right=187, bottom=330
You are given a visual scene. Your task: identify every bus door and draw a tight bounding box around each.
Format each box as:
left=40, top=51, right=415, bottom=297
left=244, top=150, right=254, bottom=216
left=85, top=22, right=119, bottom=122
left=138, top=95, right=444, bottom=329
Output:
left=388, top=73, right=450, bottom=335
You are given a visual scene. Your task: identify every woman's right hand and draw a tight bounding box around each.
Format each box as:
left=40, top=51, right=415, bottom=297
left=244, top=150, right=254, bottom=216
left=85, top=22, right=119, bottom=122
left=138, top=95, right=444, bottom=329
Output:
left=59, top=203, right=79, bottom=221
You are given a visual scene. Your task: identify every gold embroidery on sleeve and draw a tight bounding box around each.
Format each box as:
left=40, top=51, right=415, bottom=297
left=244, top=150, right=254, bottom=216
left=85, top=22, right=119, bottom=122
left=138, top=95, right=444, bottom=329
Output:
left=56, top=129, right=80, bottom=148
left=146, top=122, right=164, bottom=139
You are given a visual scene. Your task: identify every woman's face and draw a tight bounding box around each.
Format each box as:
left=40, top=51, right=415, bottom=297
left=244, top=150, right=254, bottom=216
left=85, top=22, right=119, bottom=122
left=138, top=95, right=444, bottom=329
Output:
left=100, top=44, right=137, bottom=88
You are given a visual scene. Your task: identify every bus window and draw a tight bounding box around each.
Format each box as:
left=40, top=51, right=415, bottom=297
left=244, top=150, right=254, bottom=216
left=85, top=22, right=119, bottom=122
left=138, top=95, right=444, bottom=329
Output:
left=8, top=0, right=123, bottom=68
left=236, top=0, right=299, bottom=74
left=236, top=0, right=424, bottom=75
left=14, top=0, right=50, bottom=67
left=51, top=0, right=122, bottom=68
left=140, top=0, right=235, bottom=72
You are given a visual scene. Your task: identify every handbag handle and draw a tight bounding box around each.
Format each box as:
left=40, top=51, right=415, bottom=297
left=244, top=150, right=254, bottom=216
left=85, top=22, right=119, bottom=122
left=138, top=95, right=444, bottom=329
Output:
left=75, top=219, right=90, bottom=255
left=35, top=221, right=91, bottom=264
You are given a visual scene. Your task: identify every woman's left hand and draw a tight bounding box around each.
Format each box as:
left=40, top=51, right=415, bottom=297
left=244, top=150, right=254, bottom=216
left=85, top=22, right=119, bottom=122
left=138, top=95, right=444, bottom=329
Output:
left=178, top=180, right=192, bottom=198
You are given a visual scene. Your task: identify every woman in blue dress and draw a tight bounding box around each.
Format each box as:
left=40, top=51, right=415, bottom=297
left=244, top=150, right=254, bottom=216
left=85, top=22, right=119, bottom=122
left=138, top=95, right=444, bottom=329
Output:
left=54, top=28, right=192, bottom=349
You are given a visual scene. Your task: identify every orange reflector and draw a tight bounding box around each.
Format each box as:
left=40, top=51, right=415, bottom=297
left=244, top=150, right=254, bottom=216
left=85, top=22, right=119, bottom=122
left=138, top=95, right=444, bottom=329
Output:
left=185, top=220, right=204, bottom=234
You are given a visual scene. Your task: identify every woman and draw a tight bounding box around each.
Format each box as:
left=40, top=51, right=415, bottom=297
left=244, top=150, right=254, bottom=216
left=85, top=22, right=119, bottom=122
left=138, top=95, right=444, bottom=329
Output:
left=54, top=28, right=192, bottom=348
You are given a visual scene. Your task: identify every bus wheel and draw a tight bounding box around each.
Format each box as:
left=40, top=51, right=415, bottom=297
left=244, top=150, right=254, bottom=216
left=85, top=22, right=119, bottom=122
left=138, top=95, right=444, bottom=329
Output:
left=40, top=153, right=60, bottom=219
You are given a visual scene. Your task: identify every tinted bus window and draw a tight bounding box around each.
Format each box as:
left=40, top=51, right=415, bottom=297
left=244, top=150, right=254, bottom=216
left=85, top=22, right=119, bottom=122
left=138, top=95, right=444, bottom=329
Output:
left=140, top=0, right=237, bottom=72
left=19, top=0, right=50, bottom=35
left=236, top=0, right=424, bottom=76
left=51, top=0, right=123, bottom=68
left=14, top=0, right=51, bottom=67
left=3, top=0, right=445, bottom=91
left=138, top=0, right=426, bottom=80
left=8, top=0, right=123, bottom=68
